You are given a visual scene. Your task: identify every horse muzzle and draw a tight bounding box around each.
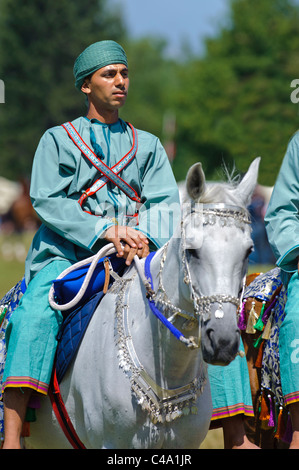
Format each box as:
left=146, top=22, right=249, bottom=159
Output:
left=200, top=303, right=241, bottom=366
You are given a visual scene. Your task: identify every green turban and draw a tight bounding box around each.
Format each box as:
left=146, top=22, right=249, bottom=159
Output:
left=74, top=40, right=128, bottom=91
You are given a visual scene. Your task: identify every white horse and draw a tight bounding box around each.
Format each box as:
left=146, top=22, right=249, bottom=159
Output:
left=25, top=158, right=260, bottom=449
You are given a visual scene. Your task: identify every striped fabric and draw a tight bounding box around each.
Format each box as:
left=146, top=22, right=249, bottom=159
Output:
left=211, top=403, right=254, bottom=421
left=2, top=376, right=48, bottom=395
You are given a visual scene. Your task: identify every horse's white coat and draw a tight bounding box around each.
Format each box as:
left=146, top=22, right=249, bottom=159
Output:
left=26, top=159, right=260, bottom=449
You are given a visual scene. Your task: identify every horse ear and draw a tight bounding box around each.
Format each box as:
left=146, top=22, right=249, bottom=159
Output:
left=186, top=163, right=206, bottom=201
left=234, top=157, right=261, bottom=206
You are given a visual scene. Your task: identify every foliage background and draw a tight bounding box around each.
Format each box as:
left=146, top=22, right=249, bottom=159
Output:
left=1, top=0, right=299, bottom=185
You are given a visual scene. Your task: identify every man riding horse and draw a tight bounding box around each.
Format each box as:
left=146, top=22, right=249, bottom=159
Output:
left=1, top=40, right=256, bottom=449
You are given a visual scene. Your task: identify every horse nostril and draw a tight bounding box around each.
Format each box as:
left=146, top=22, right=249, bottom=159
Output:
left=206, top=328, right=215, bottom=346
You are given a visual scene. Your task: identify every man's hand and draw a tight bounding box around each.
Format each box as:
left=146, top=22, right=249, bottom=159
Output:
left=104, top=225, right=149, bottom=265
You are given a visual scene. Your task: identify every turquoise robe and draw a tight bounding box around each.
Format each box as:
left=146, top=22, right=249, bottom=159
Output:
left=25, top=117, right=181, bottom=284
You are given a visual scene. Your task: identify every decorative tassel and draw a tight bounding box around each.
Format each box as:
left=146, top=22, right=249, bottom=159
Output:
left=267, top=394, right=275, bottom=427
left=262, top=313, right=273, bottom=340
left=262, top=297, right=277, bottom=324
left=254, top=301, right=266, bottom=331
left=238, top=300, right=247, bottom=330
left=282, top=413, right=293, bottom=444
left=255, top=339, right=265, bottom=368
left=25, top=407, right=36, bottom=423
left=254, top=334, right=264, bottom=349
left=20, top=405, right=37, bottom=438
left=259, top=391, right=270, bottom=422
left=0, top=305, right=7, bottom=328
left=257, top=393, right=261, bottom=415
left=21, top=421, right=30, bottom=438
left=28, top=395, right=40, bottom=410
left=274, top=406, right=284, bottom=440
left=246, top=301, right=258, bottom=334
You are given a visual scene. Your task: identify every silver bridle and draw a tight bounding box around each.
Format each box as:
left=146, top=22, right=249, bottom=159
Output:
left=112, top=203, right=251, bottom=422
left=152, top=203, right=251, bottom=325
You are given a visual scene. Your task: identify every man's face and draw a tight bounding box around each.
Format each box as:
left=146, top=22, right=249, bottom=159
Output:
left=81, top=64, right=129, bottom=111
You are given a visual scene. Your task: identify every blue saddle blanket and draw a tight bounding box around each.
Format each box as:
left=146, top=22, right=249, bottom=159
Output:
left=55, top=291, right=105, bottom=383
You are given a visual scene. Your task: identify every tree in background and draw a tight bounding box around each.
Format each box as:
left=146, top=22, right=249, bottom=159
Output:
left=0, top=0, right=126, bottom=179
left=120, top=38, right=179, bottom=142
left=173, top=0, right=299, bottom=185
left=2, top=0, right=299, bottom=187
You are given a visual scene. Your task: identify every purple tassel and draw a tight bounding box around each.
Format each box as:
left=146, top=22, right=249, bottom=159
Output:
left=282, top=414, right=293, bottom=444
left=262, top=296, right=277, bottom=324
left=238, top=300, right=247, bottom=330
left=28, top=395, right=40, bottom=409
left=267, top=394, right=275, bottom=427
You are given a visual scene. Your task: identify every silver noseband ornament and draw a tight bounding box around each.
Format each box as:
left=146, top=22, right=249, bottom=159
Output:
left=181, top=203, right=251, bottom=322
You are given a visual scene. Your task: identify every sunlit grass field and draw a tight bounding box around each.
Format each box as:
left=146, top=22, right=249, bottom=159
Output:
left=0, top=232, right=275, bottom=448
left=0, top=232, right=34, bottom=297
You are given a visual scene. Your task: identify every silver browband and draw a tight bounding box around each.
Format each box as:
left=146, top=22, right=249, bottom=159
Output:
left=192, top=203, right=251, bottom=225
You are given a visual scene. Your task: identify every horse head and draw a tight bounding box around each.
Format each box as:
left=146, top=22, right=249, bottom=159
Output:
left=180, top=158, right=260, bottom=366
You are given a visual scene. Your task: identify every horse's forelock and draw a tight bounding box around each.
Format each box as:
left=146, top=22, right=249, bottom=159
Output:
left=197, top=182, right=243, bottom=207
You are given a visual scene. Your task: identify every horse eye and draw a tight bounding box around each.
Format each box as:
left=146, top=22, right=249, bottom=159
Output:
left=246, top=246, right=254, bottom=258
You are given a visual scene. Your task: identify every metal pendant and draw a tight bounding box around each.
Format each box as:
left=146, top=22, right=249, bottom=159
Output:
left=215, top=308, right=224, bottom=319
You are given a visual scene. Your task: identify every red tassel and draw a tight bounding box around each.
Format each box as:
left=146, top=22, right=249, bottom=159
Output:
left=274, top=406, right=284, bottom=440
left=255, top=340, right=264, bottom=368
left=21, top=421, right=30, bottom=437
left=259, top=391, right=270, bottom=422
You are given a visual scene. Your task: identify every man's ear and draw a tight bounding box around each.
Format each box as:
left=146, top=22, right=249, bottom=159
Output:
left=81, top=77, right=91, bottom=95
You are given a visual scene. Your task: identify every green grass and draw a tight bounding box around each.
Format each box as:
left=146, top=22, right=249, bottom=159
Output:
left=0, top=232, right=34, bottom=297
left=0, top=258, right=25, bottom=297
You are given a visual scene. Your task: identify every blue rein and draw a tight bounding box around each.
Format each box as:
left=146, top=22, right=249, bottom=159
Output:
left=144, top=252, right=196, bottom=347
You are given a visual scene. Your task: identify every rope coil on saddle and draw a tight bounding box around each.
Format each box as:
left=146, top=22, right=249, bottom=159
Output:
left=48, top=243, right=116, bottom=312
